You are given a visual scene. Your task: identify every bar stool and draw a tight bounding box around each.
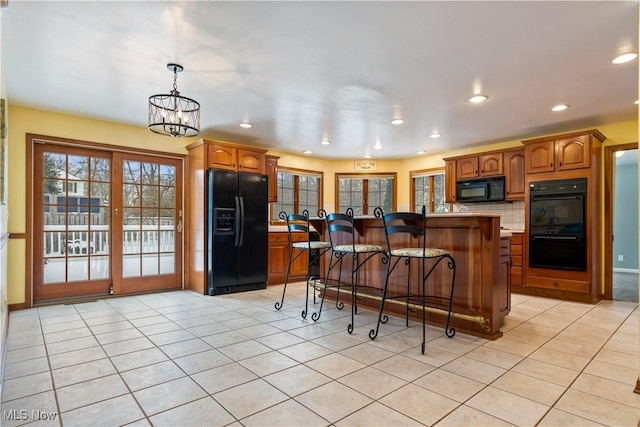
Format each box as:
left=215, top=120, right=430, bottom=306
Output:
left=313, top=208, right=385, bottom=334
left=369, top=206, right=456, bottom=354
left=274, top=210, right=332, bottom=319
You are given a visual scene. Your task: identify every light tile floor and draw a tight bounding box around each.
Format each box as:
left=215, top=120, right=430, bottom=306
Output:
left=1, top=285, right=638, bottom=426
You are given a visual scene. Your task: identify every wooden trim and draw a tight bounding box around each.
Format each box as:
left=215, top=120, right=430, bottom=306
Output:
left=9, top=233, right=26, bottom=239
left=27, top=133, right=186, bottom=160
left=603, top=142, right=638, bottom=300
left=26, top=135, right=34, bottom=309
left=189, top=138, right=268, bottom=154
left=410, top=167, right=445, bottom=178
left=521, top=129, right=607, bottom=145
left=278, top=165, right=323, bottom=177
left=443, top=145, right=525, bottom=162
left=8, top=302, right=29, bottom=311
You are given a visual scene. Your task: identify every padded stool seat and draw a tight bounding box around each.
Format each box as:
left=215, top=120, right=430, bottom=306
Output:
left=274, top=210, right=331, bottom=319
left=369, top=207, right=457, bottom=354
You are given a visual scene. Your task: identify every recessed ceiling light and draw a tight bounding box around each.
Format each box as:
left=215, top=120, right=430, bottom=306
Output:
left=429, top=132, right=442, bottom=139
left=616, top=150, right=626, bottom=158
left=374, top=143, right=383, bottom=150
left=467, top=95, right=488, bottom=104
left=416, top=150, right=426, bottom=155
left=364, top=154, right=373, bottom=159
left=302, top=150, right=312, bottom=154
left=239, top=122, right=253, bottom=128
left=635, top=100, right=639, bottom=105
left=320, top=139, right=331, bottom=145
left=611, top=52, right=638, bottom=64
left=391, top=118, right=405, bottom=125
left=551, top=104, right=569, bottom=112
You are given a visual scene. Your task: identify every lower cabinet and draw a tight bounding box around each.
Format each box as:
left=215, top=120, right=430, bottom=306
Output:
left=510, top=232, right=524, bottom=292
left=499, top=237, right=511, bottom=318
left=268, top=232, right=308, bottom=285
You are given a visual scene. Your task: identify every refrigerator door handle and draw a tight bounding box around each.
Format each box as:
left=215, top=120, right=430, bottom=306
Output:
left=239, top=196, right=245, bottom=246
left=234, top=196, right=241, bottom=246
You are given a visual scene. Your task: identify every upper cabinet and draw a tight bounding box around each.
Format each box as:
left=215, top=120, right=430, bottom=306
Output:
left=479, top=153, right=503, bottom=177
left=445, top=149, right=523, bottom=202
left=456, top=157, right=479, bottom=180
left=454, top=152, right=504, bottom=180
left=522, top=130, right=606, bottom=175
left=503, top=149, right=525, bottom=200
left=444, top=159, right=457, bottom=203
left=265, top=155, right=279, bottom=203
left=206, top=141, right=266, bottom=174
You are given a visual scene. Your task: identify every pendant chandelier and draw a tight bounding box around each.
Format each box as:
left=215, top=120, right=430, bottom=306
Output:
left=148, top=63, right=200, bottom=137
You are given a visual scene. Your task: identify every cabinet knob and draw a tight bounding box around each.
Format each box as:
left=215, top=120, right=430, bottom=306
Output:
left=550, top=163, right=553, bottom=167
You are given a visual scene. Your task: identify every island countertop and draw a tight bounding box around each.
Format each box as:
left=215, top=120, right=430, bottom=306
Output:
left=309, top=213, right=509, bottom=339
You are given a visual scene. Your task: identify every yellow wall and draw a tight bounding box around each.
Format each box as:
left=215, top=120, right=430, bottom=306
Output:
left=5, top=104, right=639, bottom=305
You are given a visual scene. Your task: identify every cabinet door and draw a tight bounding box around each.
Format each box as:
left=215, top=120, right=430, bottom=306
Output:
left=557, top=135, right=590, bottom=171
left=456, top=157, right=479, bottom=180
left=444, top=159, right=457, bottom=203
left=504, top=150, right=525, bottom=200
left=499, top=238, right=511, bottom=315
left=479, top=153, right=503, bottom=176
left=524, top=140, right=555, bottom=174
left=265, top=155, right=279, bottom=203
left=238, top=149, right=265, bottom=174
left=267, top=239, right=289, bottom=284
left=208, top=145, right=237, bottom=170
left=510, top=233, right=524, bottom=290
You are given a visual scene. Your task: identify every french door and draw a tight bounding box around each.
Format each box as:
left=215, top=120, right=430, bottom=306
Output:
left=33, top=142, right=182, bottom=302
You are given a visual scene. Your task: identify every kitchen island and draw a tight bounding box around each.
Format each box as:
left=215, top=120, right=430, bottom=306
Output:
left=310, top=212, right=509, bottom=339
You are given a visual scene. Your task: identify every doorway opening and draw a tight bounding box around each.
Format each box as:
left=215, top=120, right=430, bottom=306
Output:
left=604, top=143, right=638, bottom=302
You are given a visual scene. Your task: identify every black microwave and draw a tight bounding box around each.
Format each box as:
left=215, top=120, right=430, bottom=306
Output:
left=456, top=176, right=505, bottom=203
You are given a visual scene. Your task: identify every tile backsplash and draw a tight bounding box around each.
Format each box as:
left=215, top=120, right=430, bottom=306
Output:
left=454, top=200, right=525, bottom=230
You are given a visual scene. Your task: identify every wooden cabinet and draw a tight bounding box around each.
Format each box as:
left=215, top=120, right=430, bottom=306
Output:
left=185, top=138, right=270, bottom=294
left=444, top=159, right=457, bottom=203
left=456, top=153, right=503, bottom=179
left=510, top=232, right=524, bottom=291
left=268, top=232, right=308, bottom=285
left=523, top=130, right=605, bottom=174
left=444, top=148, right=524, bottom=202
left=266, top=155, right=279, bottom=203
left=207, top=142, right=266, bottom=173
left=479, top=153, right=503, bottom=176
left=521, top=129, right=606, bottom=303
left=456, top=157, right=479, bottom=180
left=504, top=149, right=525, bottom=200
left=498, top=237, right=511, bottom=318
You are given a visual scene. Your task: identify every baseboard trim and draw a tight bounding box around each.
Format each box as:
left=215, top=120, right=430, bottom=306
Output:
left=8, top=302, right=29, bottom=311
left=613, top=268, right=639, bottom=274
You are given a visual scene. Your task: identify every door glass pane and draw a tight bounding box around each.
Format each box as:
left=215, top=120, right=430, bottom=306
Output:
left=123, top=161, right=141, bottom=183
left=42, top=152, right=110, bottom=285
left=123, top=159, right=176, bottom=278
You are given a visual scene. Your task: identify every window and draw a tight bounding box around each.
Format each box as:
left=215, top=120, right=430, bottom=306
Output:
left=411, top=170, right=450, bottom=213
left=271, top=168, right=322, bottom=220
left=336, top=174, right=396, bottom=215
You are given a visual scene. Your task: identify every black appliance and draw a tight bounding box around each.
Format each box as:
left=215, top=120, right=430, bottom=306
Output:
left=457, top=176, right=505, bottom=203
left=529, top=178, right=587, bottom=271
left=207, top=169, right=268, bottom=295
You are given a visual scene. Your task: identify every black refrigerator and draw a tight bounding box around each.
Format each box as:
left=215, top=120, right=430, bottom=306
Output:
left=206, top=169, right=268, bottom=296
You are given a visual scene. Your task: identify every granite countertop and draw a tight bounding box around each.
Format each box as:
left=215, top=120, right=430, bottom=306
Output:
left=500, top=230, right=513, bottom=238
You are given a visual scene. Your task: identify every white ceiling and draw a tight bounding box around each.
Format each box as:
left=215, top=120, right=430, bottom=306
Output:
left=3, top=1, right=638, bottom=159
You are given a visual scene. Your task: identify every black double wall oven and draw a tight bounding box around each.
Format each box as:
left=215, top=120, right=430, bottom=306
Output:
left=529, top=178, right=587, bottom=271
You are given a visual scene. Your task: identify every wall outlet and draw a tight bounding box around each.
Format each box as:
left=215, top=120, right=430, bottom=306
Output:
left=517, top=215, right=523, bottom=223
left=618, top=254, right=624, bottom=261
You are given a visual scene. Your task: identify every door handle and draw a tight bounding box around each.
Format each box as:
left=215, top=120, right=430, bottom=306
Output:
left=177, top=221, right=183, bottom=233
